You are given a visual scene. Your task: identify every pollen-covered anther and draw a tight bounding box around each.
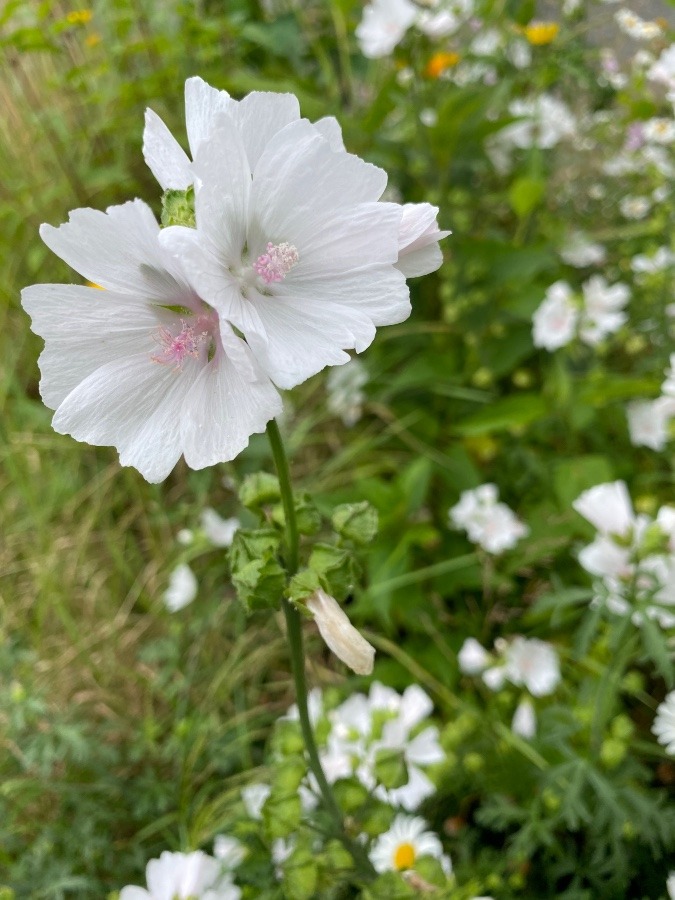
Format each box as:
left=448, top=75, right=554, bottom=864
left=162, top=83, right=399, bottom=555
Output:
left=151, top=320, right=208, bottom=370
left=253, top=241, right=299, bottom=284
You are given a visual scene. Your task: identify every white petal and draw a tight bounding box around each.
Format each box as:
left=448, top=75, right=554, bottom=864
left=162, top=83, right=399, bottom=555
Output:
left=191, top=117, right=251, bottom=268
left=313, top=116, right=345, bottom=151
left=143, top=108, right=193, bottom=190
left=21, top=284, right=160, bottom=409
left=512, top=699, right=537, bottom=738
left=573, top=481, right=635, bottom=536
left=119, top=889, right=150, bottom=900
left=232, top=91, right=301, bottom=169
left=185, top=76, right=233, bottom=157
left=251, top=119, right=387, bottom=242
left=306, top=589, right=375, bottom=675
left=396, top=242, right=444, bottom=278
left=180, top=329, right=281, bottom=470
left=39, top=200, right=195, bottom=302
left=164, top=563, right=198, bottom=612
left=52, top=353, right=201, bottom=483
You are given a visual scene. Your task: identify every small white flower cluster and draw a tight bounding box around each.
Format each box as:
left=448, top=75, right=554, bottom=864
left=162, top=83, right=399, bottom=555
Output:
left=559, top=231, right=607, bottom=268
left=573, top=481, right=675, bottom=628
left=23, top=78, right=449, bottom=483
left=487, top=93, right=576, bottom=172
left=449, top=484, right=528, bottom=554
left=652, top=690, right=675, bottom=756
left=615, top=9, right=663, bottom=42
left=119, top=847, right=243, bottom=900
left=356, top=0, right=474, bottom=58
left=532, top=275, right=630, bottom=351
left=627, top=354, right=675, bottom=451
left=458, top=636, right=561, bottom=738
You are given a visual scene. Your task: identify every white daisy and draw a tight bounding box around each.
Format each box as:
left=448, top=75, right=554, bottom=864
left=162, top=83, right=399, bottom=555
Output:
left=369, top=815, right=451, bottom=875
left=652, top=691, right=675, bottom=755
left=119, top=850, right=240, bottom=900
left=22, top=200, right=281, bottom=482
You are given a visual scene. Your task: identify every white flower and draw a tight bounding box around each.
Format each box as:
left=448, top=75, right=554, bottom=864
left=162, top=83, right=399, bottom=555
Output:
left=472, top=28, right=503, bottom=56
left=369, top=815, right=451, bottom=875
left=573, top=481, right=635, bottom=537
left=419, top=108, right=439, bottom=127
left=668, top=872, right=675, bottom=900
left=648, top=44, right=675, bottom=92
left=615, top=10, right=662, bottom=40
left=159, top=106, right=417, bottom=391
left=501, top=94, right=576, bottom=149
left=458, top=637, right=490, bottom=674
left=355, top=0, right=417, bottom=58
left=532, top=280, right=578, bottom=350
left=579, top=275, right=630, bottom=345
left=626, top=397, right=675, bottom=450
left=200, top=509, right=240, bottom=547
left=652, top=691, right=675, bottom=755
left=327, top=358, right=368, bottom=426
left=559, top=232, right=606, bottom=268
left=511, top=698, right=537, bottom=738
left=619, top=195, right=651, bottom=219
left=241, top=783, right=271, bottom=820
left=418, top=0, right=473, bottom=38
left=449, top=484, right=529, bottom=554
left=397, top=203, right=451, bottom=277
left=22, top=201, right=281, bottom=482
left=631, top=246, right=675, bottom=274
left=503, top=637, right=560, bottom=697
left=663, top=354, right=675, bottom=397
left=271, top=837, right=295, bottom=879
left=212, top=836, right=246, bottom=870
left=164, top=563, right=198, bottom=612
left=119, top=850, right=240, bottom=900
left=306, top=590, right=375, bottom=675
left=643, top=117, right=675, bottom=144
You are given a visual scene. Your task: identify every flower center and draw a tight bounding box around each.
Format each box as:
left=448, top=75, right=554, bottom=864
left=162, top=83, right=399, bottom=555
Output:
left=253, top=242, right=299, bottom=284
left=393, top=842, right=416, bottom=870
left=151, top=319, right=210, bottom=370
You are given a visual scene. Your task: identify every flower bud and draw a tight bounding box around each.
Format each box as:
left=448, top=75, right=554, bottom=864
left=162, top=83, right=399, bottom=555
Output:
left=306, top=590, right=375, bottom=675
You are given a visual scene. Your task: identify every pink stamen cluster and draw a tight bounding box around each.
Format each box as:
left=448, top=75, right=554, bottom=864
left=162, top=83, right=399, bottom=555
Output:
left=253, top=241, right=299, bottom=284
left=152, top=320, right=208, bottom=370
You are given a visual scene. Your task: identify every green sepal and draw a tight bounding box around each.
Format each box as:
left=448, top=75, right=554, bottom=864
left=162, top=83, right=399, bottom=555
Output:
left=331, top=501, right=379, bottom=544
left=286, top=568, right=321, bottom=607
left=262, top=792, right=302, bottom=840
left=374, top=747, right=409, bottom=789
left=272, top=492, right=322, bottom=535
left=160, top=187, right=195, bottom=228
left=230, top=527, right=281, bottom=573
left=281, top=844, right=319, bottom=900
left=308, top=543, right=359, bottom=599
left=238, top=472, right=281, bottom=510
left=231, top=556, right=286, bottom=612
left=332, top=778, right=370, bottom=814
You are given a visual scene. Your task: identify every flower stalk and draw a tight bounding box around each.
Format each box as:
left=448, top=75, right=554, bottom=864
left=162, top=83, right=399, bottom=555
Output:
left=266, top=418, right=376, bottom=880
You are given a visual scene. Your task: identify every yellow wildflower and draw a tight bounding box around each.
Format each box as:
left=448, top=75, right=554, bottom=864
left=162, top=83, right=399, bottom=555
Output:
left=523, top=21, right=559, bottom=46
left=425, top=51, right=460, bottom=79
left=66, top=9, right=93, bottom=25
left=85, top=32, right=102, bottom=48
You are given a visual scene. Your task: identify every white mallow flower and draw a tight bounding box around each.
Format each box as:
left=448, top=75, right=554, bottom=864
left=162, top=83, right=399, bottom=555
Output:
left=559, top=232, right=606, bottom=268
left=449, top=484, right=529, bottom=554
left=164, top=563, right=198, bottom=612
left=579, top=275, right=630, bottom=346
left=327, top=358, right=368, bottom=426
left=652, top=691, right=675, bottom=755
left=397, top=203, right=451, bottom=277
left=532, top=280, right=578, bottom=350
left=502, top=637, right=560, bottom=697
left=458, top=637, right=491, bottom=674
left=668, top=873, right=675, bottom=900
left=160, top=113, right=417, bottom=391
left=306, top=589, right=375, bottom=675
left=662, top=353, right=675, bottom=397
left=511, top=698, right=537, bottom=739
left=369, top=815, right=451, bottom=876
left=212, top=836, right=246, bottom=870
left=200, top=508, right=240, bottom=547
left=22, top=201, right=281, bottom=482
left=355, top=0, right=417, bottom=57
left=626, top=397, right=675, bottom=451
left=119, top=850, right=240, bottom=900
left=572, top=481, right=635, bottom=537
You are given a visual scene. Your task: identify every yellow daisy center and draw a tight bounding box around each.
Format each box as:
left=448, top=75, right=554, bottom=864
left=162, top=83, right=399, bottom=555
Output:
left=425, top=51, right=460, bottom=79
left=393, top=842, right=416, bottom=870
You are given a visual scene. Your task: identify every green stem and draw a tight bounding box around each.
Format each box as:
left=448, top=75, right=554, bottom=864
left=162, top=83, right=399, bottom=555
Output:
left=266, top=420, right=375, bottom=880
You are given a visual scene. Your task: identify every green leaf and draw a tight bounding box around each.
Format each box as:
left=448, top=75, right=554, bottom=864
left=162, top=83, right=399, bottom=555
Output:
left=231, top=557, right=286, bottom=612
left=553, top=456, right=615, bottom=508
left=332, top=501, right=379, bottom=544
left=509, top=176, right=545, bottom=218
left=455, top=393, right=547, bottom=436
